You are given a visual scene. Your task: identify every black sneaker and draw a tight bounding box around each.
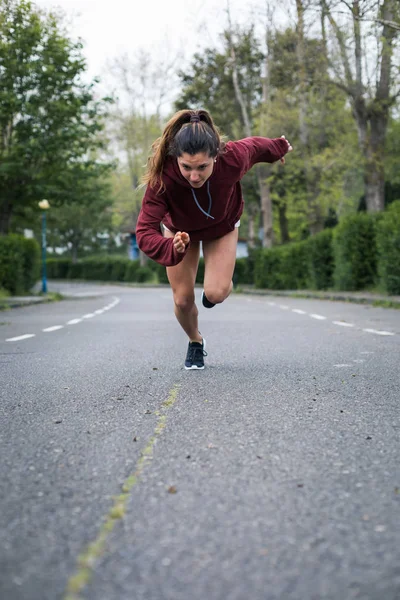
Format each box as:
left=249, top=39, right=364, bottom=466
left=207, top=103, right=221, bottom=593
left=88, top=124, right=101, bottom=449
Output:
left=184, top=338, right=207, bottom=370
left=201, top=290, right=215, bottom=309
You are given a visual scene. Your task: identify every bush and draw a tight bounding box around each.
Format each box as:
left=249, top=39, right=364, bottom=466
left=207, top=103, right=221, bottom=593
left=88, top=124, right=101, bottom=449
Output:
left=0, top=234, right=39, bottom=294
left=254, top=242, right=308, bottom=290
left=110, top=258, right=130, bottom=282
left=0, top=234, right=25, bottom=294
left=21, top=237, right=40, bottom=291
left=125, top=260, right=140, bottom=282
left=305, top=229, right=334, bottom=290
left=376, top=200, right=400, bottom=294
left=136, top=266, right=154, bottom=282
left=333, top=213, right=377, bottom=290
left=47, top=257, right=72, bottom=279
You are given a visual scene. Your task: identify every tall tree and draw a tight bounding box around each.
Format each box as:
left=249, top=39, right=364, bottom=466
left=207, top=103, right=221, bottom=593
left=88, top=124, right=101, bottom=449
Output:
left=0, top=0, right=112, bottom=234
left=106, top=48, right=177, bottom=263
left=321, top=0, right=399, bottom=211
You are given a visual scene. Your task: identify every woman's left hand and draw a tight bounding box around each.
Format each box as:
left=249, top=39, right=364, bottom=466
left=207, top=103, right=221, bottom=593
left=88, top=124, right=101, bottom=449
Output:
left=280, top=135, right=293, bottom=164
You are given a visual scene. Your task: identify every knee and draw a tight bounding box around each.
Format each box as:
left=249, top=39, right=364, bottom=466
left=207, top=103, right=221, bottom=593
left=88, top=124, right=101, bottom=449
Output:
left=204, top=283, right=232, bottom=305
left=173, top=292, right=195, bottom=313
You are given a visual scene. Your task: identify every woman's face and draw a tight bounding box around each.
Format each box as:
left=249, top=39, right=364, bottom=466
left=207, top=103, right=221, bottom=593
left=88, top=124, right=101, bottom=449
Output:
left=177, top=152, right=215, bottom=188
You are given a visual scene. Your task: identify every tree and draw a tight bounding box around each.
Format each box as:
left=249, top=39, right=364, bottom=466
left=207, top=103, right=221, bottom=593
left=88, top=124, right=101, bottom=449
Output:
left=0, top=0, right=112, bottom=234
left=46, top=162, right=114, bottom=261
left=105, top=48, right=178, bottom=264
left=320, top=0, right=400, bottom=211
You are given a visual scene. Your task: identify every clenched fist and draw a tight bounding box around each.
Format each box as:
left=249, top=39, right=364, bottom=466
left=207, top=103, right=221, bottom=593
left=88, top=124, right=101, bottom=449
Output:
left=173, top=231, right=190, bottom=253
left=280, top=135, right=293, bottom=164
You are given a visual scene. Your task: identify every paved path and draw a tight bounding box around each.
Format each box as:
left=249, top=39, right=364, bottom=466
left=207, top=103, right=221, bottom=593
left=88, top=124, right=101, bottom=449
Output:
left=1, top=283, right=399, bottom=600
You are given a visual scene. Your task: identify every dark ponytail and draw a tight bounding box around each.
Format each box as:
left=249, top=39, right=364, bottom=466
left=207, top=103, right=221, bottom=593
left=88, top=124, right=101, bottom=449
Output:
left=142, top=109, right=225, bottom=193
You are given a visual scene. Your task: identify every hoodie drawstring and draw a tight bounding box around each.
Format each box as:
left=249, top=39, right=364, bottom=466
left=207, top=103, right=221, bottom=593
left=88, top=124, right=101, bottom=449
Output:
left=190, top=180, right=215, bottom=220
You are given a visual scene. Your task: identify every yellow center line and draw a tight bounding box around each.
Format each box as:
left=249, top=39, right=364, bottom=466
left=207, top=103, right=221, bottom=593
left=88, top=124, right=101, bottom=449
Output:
left=64, top=384, right=180, bottom=600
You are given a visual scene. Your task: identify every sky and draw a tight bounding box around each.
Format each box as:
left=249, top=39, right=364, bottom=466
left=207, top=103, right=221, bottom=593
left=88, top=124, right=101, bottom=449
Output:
left=34, top=0, right=263, bottom=81
left=33, top=0, right=293, bottom=115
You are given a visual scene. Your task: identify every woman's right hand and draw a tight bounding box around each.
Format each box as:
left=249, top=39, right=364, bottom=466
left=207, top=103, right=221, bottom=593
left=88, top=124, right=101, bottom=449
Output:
left=280, top=135, right=293, bottom=164
left=173, top=231, right=190, bottom=253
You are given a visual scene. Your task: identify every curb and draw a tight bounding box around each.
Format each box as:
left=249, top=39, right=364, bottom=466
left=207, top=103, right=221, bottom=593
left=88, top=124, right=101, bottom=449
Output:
left=237, top=287, right=400, bottom=308
left=0, top=297, right=55, bottom=310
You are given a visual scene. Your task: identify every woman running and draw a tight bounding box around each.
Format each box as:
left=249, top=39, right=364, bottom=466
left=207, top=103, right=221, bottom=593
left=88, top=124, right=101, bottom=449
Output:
left=136, top=109, right=292, bottom=370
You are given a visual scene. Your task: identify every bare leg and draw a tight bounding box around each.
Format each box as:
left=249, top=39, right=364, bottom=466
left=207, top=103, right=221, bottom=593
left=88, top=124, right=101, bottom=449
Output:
left=164, top=228, right=202, bottom=343
left=202, top=228, right=239, bottom=305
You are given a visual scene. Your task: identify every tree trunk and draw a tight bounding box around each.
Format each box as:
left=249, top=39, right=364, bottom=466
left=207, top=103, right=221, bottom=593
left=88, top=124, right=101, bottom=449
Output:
left=258, top=172, right=273, bottom=247
left=226, top=3, right=273, bottom=247
left=139, top=250, right=148, bottom=267
left=296, top=0, right=319, bottom=234
left=71, top=243, right=78, bottom=264
left=365, top=119, right=385, bottom=212
left=364, top=0, right=396, bottom=211
left=278, top=202, right=290, bottom=244
left=247, top=212, right=256, bottom=249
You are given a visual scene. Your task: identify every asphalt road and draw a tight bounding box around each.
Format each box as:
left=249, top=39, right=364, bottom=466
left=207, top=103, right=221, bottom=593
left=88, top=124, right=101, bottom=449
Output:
left=1, top=282, right=399, bottom=600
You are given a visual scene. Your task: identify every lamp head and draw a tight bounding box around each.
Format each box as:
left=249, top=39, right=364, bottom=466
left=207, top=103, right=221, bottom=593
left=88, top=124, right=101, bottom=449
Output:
left=38, top=199, right=50, bottom=210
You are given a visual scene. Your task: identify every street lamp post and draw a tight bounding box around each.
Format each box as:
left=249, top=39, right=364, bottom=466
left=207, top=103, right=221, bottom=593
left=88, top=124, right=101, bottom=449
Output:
left=38, top=199, right=50, bottom=294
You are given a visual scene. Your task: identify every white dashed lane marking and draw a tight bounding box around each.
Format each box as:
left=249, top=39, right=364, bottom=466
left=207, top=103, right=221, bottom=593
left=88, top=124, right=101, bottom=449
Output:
left=6, top=334, right=36, bottom=342
left=3, top=297, right=120, bottom=342
left=363, top=328, right=395, bottom=336
left=266, top=299, right=395, bottom=337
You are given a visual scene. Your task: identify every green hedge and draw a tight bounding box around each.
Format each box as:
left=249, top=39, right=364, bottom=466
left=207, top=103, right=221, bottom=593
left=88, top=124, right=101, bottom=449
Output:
left=21, top=238, right=41, bottom=291
left=305, top=229, right=334, bottom=290
left=0, top=234, right=40, bottom=294
left=333, top=213, right=377, bottom=290
left=376, top=200, right=400, bottom=294
left=46, top=256, right=158, bottom=284
left=254, top=242, right=309, bottom=290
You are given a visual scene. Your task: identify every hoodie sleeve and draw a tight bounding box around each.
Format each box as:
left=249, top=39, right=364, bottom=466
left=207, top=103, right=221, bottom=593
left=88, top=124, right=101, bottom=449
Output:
left=228, top=137, right=289, bottom=178
left=136, top=185, right=188, bottom=267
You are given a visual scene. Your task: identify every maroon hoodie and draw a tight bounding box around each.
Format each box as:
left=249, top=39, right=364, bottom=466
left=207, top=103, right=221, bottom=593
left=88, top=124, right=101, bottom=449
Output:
left=136, top=136, right=289, bottom=266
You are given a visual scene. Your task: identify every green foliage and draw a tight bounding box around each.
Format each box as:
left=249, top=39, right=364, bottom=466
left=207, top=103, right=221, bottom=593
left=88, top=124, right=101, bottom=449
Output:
left=47, top=257, right=71, bottom=278
left=0, top=0, right=113, bottom=235
left=233, top=258, right=252, bottom=286
left=333, top=214, right=377, bottom=290
left=135, top=267, right=154, bottom=283
left=305, top=229, right=334, bottom=290
left=46, top=256, right=157, bottom=284
left=20, top=236, right=40, bottom=291
left=376, top=200, right=400, bottom=294
left=176, top=26, right=264, bottom=139
left=0, top=234, right=24, bottom=293
left=195, top=258, right=205, bottom=285
left=254, top=242, right=309, bottom=289
left=0, top=233, right=39, bottom=293
left=150, top=262, right=169, bottom=284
